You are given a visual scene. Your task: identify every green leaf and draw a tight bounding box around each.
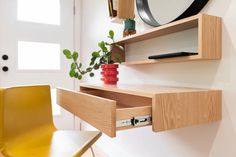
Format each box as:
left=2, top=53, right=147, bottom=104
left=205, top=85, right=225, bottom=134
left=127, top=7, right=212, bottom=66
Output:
left=99, top=57, right=107, bottom=64
left=69, top=69, right=76, bottom=77
left=90, top=73, right=94, bottom=77
left=92, top=51, right=100, bottom=58
left=78, top=75, right=82, bottom=80
left=106, top=51, right=112, bottom=63
left=63, top=49, right=71, bottom=56
left=86, top=67, right=92, bottom=72
left=79, top=63, right=82, bottom=68
left=98, top=41, right=105, bottom=48
left=108, top=30, right=114, bottom=39
left=98, top=41, right=108, bottom=52
left=93, top=63, right=100, bottom=70
left=71, top=63, right=76, bottom=70
left=72, top=51, right=79, bottom=61
left=90, top=61, right=95, bottom=66
left=90, top=56, right=96, bottom=66
left=74, top=72, right=79, bottom=78
left=63, top=49, right=72, bottom=59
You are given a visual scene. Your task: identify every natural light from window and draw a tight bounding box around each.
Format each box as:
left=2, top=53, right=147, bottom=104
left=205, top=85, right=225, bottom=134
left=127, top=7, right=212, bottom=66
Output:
left=51, top=89, right=61, bottom=116
left=18, top=41, right=61, bottom=70
left=17, top=0, right=60, bottom=25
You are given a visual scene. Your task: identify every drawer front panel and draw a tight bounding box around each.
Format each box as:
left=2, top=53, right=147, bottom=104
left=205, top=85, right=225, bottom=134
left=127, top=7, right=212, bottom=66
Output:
left=57, top=88, right=117, bottom=137
left=152, top=90, right=222, bottom=132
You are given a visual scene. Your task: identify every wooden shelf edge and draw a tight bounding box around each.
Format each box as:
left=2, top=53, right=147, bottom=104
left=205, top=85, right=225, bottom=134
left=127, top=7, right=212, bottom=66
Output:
left=122, top=55, right=205, bottom=65
left=80, top=83, right=221, bottom=97
left=113, top=14, right=221, bottom=45
left=114, top=14, right=203, bottom=45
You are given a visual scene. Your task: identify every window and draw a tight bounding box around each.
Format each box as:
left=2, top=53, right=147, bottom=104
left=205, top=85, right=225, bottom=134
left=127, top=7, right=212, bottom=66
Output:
left=18, top=41, right=61, bottom=70
left=17, top=0, right=60, bottom=25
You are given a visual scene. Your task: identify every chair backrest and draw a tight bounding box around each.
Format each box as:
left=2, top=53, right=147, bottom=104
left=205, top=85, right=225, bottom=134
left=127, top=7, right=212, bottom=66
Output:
left=0, top=88, right=4, bottom=151
left=2, top=85, right=55, bottom=142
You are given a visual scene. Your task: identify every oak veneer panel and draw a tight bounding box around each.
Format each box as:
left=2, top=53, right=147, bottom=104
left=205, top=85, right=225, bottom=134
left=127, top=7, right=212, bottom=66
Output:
left=100, top=90, right=152, bottom=107
left=112, top=14, right=221, bottom=65
left=81, top=84, right=222, bottom=133
left=116, top=105, right=152, bottom=120
left=115, top=14, right=199, bottom=45
left=117, top=0, right=135, bottom=19
left=58, top=84, right=222, bottom=137
left=80, top=87, right=152, bottom=107
left=80, top=83, right=210, bottom=98
left=111, top=0, right=135, bottom=23
left=199, top=14, right=222, bottom=59
left=57, top=88, right=116, bottom=137
left=152, top=90, right=222, bottom=132
left=122, top=55, right=202, bottom=65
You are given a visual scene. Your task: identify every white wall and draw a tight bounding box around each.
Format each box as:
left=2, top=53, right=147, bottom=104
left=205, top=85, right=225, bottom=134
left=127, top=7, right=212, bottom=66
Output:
left=79, top=0, right=236, bottom=157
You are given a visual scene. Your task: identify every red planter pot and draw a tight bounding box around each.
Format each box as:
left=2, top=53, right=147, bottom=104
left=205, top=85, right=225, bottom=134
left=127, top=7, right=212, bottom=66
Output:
left=101, top=64, right=119, bottom=85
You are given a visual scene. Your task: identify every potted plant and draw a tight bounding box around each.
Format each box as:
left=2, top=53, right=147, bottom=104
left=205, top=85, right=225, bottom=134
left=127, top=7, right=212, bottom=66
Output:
left=63, top=30, right=124, bottom=85
left=123, top=19, right=136, bottom=37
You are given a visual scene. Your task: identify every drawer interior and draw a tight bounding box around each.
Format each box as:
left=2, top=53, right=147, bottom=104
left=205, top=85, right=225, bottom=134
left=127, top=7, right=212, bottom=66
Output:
left=80, top=87, right=152, bottom=107
left=80, top=87, right=152, bottom=130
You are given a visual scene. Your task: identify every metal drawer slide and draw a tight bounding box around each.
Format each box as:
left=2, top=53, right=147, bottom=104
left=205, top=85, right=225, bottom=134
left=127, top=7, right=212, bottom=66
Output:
left=116, top=115, right=152, bottom=127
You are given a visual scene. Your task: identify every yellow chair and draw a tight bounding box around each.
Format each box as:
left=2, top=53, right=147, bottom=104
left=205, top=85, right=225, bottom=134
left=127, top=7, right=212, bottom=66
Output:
left=0, top=85, right=101, bottom=157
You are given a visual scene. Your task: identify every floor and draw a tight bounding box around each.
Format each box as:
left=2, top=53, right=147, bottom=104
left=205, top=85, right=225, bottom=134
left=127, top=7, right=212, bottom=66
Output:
left=82, top=145, right=109, bottom=157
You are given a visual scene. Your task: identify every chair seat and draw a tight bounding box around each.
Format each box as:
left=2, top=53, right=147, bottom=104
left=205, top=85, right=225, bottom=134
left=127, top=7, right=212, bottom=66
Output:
left=3, top=127, right=101, bottom=157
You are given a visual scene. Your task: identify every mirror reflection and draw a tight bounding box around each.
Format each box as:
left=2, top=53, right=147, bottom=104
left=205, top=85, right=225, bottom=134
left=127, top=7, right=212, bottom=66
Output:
left=148, top=0, right=194, bottom=25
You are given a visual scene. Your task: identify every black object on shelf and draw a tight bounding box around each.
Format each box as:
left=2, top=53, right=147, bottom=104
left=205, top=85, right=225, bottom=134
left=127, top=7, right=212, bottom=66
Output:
left=148, top=52, right=198, bottom=60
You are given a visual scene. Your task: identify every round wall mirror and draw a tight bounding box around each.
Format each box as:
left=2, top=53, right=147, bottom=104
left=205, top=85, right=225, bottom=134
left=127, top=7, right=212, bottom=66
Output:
left=136, top=0, right=209, bottom=27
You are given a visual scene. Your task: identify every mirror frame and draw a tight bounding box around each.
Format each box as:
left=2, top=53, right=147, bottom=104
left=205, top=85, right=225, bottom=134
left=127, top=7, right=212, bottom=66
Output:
left=136, top=0, right=209, bottom=27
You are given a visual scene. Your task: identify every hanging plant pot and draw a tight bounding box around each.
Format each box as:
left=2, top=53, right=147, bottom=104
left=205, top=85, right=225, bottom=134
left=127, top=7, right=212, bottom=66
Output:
left=101, top=64, right=119, bottom=85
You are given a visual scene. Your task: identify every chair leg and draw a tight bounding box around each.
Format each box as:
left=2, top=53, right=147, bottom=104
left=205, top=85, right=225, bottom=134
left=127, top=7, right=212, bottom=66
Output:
left=90, top=146, right=95, bottom=157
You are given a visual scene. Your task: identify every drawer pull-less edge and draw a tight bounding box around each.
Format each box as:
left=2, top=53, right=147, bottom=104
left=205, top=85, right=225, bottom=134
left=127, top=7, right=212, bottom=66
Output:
left=57, top=88, right=116, bottom=137
left=56, top=87, right=152, bottom=137
left=57, top=84, right=222, bottom=138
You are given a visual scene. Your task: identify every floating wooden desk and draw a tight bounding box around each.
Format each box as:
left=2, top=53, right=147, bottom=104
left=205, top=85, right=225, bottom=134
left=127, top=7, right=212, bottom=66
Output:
left=57, top=83, right=222, bottom=138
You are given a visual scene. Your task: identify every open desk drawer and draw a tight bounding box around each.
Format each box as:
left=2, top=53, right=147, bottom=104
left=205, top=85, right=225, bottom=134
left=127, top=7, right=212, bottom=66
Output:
left=57, top=84, right=221, bottom=138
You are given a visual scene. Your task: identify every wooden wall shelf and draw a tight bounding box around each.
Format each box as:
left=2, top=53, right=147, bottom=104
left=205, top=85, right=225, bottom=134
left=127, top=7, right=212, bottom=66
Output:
left=57, top=84, right=222, bottom=137
left=112, top=14, right=222, bottom=65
